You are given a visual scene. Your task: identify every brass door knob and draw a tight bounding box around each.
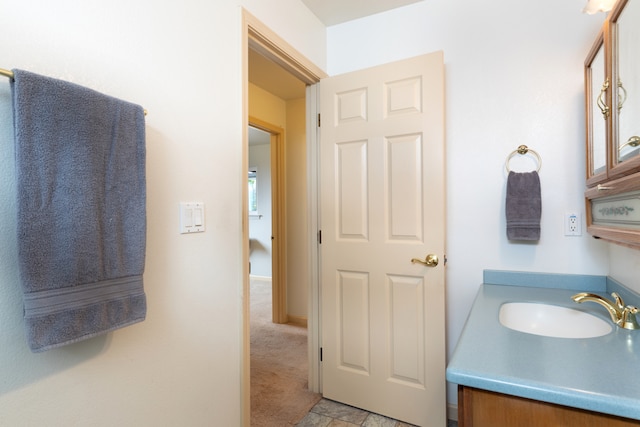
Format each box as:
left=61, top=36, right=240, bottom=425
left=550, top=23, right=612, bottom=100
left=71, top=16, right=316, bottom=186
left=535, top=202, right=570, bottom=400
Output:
left=411, top=254, right=439, bottom=267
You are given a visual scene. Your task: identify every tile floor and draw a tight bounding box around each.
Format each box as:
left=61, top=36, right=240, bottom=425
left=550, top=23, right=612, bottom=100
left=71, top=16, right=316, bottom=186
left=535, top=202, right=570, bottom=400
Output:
left=295, top=398, right=458, bottom=427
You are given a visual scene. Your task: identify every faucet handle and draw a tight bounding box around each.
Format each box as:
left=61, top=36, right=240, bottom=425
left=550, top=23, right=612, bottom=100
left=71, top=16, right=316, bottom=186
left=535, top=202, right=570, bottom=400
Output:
left=621, top=305, right=640, bottom=330
left=612, top=292, right=626, bottom=310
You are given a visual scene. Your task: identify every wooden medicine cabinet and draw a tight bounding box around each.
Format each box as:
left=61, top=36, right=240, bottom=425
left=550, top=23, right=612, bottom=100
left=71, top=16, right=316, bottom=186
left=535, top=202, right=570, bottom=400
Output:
left=585, top=0, right=640, bottom=248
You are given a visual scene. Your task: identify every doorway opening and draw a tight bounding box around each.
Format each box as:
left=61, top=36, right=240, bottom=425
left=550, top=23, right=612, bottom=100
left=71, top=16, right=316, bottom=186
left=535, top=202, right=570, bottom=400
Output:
left=248, top=63, right=319, bottom=424
left=248, top=120, right=286, bottom=324
left=242, top=9, right=326, bottom=427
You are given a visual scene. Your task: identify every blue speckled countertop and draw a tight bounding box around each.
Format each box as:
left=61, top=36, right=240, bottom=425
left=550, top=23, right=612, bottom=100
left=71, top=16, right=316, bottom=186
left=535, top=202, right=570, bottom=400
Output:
left=446, top=270, right=640, bottom=420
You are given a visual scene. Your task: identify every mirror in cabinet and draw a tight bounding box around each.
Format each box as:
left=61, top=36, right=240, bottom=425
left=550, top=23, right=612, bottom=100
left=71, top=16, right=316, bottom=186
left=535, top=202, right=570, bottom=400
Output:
left=585, top=0, right=640, bottom=248
left=585, top=30, right=607, bottom=187
left=612, top=0, right=640, bottom=175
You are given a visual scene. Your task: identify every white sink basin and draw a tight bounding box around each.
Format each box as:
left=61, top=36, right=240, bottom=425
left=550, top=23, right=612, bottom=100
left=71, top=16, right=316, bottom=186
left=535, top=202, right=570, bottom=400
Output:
left=499, top=302, right=613, bottom=338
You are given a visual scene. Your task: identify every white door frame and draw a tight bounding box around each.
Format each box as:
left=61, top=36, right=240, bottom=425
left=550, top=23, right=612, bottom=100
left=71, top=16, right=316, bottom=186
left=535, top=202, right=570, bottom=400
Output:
left=241, top=9, right=326, bottom=427
left=305, top=83, right=321, bottom=393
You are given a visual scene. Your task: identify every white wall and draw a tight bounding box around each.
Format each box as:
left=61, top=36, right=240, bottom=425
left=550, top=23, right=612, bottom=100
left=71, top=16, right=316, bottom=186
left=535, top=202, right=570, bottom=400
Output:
left=0, top=0, right=325, bottom=425
left=609, top=245, right=640, bottom=292
left=326, top=0, right=618, bottom=406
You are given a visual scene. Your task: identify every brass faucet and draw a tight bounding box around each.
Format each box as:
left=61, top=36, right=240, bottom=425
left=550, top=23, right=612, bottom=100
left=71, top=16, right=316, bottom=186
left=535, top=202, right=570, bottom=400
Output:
left=572, top=292, right=640, bottom=330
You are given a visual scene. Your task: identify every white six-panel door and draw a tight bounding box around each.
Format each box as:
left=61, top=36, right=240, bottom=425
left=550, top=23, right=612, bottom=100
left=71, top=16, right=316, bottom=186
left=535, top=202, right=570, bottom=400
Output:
left=320, top=51, right=446, bottom=426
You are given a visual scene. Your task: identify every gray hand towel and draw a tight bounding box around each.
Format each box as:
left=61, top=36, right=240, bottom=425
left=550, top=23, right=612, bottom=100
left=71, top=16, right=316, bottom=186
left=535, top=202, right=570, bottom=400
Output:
left=506, top=171, right=541, bottom=241
left=11, top=69, right=147, bottom=352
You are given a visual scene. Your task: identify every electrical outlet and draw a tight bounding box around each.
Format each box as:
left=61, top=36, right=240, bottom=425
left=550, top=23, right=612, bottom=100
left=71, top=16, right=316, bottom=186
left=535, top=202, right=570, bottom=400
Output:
left=564, top=212, right=581, bottom=236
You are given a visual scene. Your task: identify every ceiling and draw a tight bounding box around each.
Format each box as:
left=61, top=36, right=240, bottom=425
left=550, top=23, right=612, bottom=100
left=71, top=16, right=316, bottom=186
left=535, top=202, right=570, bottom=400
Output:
left=249, top=0, right=424, bottom=106
left=249, top=125, right=270, bottom=146
left=248, top=49, right=307, bottom=101
left=301, top=0, right=423, bottom=26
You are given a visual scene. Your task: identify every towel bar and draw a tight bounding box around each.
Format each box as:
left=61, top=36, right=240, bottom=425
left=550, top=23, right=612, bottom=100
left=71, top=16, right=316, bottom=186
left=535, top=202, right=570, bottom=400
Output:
left=1, top=67, right=147, bottom=116
left=505, top=144, right=541, bottom=173
left=0, top=68, right=14, bottom=79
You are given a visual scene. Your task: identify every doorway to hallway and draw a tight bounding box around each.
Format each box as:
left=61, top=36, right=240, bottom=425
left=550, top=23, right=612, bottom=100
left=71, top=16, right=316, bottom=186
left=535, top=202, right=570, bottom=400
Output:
left=248, top=120, right=286, bottom=324
left=242, top=9, right=326, bottom=426
left=247, top=42, right=317, bottom=426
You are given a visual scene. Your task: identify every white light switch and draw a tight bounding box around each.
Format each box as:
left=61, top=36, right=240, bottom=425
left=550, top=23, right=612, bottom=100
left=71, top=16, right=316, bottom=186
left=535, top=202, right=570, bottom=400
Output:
left=184, top=208, right=193, bottom=227
left=193, top=207, right=203, bottom=226
left=180, top=202, right=205, bottom=234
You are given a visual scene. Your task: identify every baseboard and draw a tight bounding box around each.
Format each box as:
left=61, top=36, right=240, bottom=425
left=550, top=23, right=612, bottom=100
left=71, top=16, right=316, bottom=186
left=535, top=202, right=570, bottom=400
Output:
left=287, top=315, right=307, bottom=327
left=447, top=403, right=458, bottom=421
left=249, top=275, right=272, bottom=283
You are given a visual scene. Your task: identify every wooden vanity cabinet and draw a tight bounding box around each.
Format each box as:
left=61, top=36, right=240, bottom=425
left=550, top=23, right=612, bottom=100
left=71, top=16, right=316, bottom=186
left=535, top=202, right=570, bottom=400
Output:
left=458, top=386, right=640, bottom=427
left=585, top=0, right=640, bottom=248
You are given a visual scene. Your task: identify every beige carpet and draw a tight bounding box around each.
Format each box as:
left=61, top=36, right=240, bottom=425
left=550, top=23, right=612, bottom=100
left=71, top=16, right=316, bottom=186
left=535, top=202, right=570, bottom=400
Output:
left=250, top=278, right=321, bottom=426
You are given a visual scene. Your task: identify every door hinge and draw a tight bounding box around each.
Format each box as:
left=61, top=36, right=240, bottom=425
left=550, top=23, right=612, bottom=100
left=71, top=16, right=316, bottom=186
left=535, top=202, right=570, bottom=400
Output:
left=318, top=229, right=322, bottom=244
left=317, top=113, right=321, bottom=127
left=320, top=347, right=323, bottom=362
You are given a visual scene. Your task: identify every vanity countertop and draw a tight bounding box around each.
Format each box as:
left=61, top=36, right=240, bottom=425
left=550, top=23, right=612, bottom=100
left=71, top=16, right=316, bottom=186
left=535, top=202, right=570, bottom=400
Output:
left=446, top=278, right=640, bottom=420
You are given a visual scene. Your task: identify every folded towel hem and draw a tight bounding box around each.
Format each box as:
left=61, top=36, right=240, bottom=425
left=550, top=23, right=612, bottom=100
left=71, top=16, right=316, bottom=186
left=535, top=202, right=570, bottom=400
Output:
left=23, top=275, right=144, bottom=317
left=26, top=291, right=146, bottom=352
left=28, top=316, right=146, bottom=353
left=507, top=228, right=541, bottom=241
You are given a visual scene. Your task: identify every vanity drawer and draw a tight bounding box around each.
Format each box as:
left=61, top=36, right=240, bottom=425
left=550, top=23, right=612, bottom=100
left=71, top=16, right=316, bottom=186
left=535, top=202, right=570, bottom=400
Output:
left=458, top=386, right=640, bottom=427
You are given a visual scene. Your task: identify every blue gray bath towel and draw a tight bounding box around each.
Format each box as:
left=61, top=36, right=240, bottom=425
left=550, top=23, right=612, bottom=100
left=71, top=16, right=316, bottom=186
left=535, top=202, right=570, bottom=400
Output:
left=506, top=171, right=541, bottom=241
left=11, top=69, right=147, bottom=352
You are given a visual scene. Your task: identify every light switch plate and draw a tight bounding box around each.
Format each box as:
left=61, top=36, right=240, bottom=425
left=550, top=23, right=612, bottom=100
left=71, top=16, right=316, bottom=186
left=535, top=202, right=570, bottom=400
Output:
left=180, top=202, right=205, bottom=234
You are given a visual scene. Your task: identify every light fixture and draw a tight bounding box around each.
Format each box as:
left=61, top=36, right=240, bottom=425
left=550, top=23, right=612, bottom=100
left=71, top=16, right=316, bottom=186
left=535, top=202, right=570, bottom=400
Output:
left=583, top=0, right=616, bottom=14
